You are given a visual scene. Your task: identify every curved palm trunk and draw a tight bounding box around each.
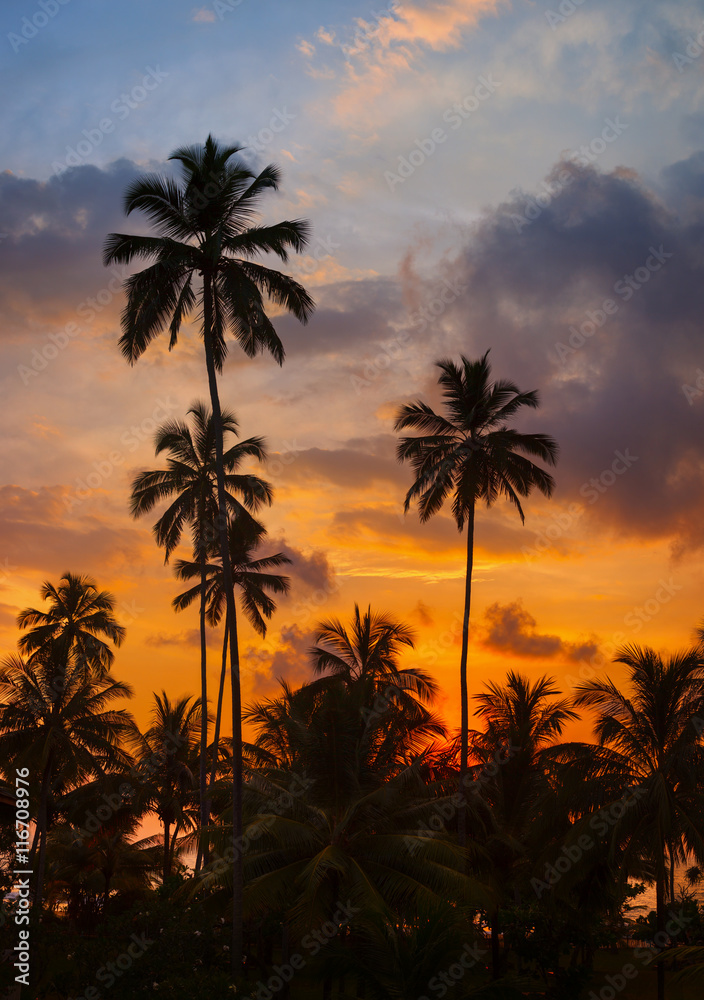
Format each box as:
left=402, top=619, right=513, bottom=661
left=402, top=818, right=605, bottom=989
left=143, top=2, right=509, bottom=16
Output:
left=458, top=503, right=475, bottom=850
left=195, top=546, right=208, bottom=874
left=202, top=274, right=244, bottom=977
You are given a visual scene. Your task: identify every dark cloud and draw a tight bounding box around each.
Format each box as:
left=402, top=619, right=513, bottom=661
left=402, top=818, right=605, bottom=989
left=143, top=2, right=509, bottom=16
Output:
left=428, top=155, right=704, bottom=556
left=481, top=601, right=599, bottom=664
left=273, top=440, right=405, bottom=492
left=245, top=624, right=314, bottom=699
left=0, top=484, right=142, bottom=575
left=268, top=538, right=336, bottom=595
left=0, top=160, right=143, bottom=329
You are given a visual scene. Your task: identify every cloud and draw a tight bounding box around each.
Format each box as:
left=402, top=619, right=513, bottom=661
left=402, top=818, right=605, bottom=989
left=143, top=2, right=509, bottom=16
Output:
left=299, top=0, right=501, bottom=125
left=245, top=623, right=314, bottom=698
left=192, top=7, right=216, bottom=22
left=424, top=152, right=704, bottom=556
left=0, top=484, right=142, bottom=576
left=480, top=601, right=599, bottom=663
left=268, top=538, right=336, bottom=595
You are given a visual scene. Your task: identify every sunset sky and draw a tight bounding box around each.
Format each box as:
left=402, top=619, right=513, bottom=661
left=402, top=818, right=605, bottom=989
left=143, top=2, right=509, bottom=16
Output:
left=1, top=0, right=704, bottom=739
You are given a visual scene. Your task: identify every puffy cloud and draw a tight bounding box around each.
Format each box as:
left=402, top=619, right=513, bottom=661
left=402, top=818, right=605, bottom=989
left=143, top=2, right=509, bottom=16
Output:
left=245, top=623, right=314, bottom=698
left=481, top=600, right=599, bottom=663
left=423, top=153, right=704, bottom=557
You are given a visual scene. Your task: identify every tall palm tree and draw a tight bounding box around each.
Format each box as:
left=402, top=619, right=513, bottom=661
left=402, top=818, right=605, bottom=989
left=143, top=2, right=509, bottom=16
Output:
left=104, top=134, right=315, bottom=971
left=395, top=352, right=558, bottom=846
left=0, top=646, right=135, bottom=914
left=128, top=691, right=204, bottom=881
left=573, top=644, right=704, bottom=1000
left=17, top=572, right=125, bottom=679
left=172, top=514, right=291, bottom=820
left=470, top=671, right=578, bottom=977
left=130, top=401, right=271, bottom=845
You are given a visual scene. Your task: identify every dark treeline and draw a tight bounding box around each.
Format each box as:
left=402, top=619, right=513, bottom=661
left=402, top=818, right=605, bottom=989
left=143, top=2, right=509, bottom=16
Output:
left=2, top=586, right=704, bottom=999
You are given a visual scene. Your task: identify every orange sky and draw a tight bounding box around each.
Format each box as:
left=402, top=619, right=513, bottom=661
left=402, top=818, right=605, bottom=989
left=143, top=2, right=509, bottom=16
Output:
left=2, top=0, right=704, bottom=749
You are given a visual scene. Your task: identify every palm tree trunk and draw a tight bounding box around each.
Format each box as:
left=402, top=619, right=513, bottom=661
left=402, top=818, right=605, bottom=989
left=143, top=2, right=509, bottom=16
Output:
left=34, top=752, right=53, bottom=912
left=490, top=908, right=501, bottom=980
left=163, top=820, right=171, bottom=883
left=208, top=616, right=229, bottom=802
left=202, top=273, right=244, bottom=977
left=458, top=503, right=475, bottom=850
left=656, top=846, right=665, bottom=1000
left=195, top=545, right=208, bottom=874
left=228, top=596, right=244, bottom=972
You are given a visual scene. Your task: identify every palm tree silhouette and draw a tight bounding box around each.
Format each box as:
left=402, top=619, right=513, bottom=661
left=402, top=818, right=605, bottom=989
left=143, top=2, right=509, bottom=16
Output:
left=395, top=352, right=558, bottom=847
left=574, top=644, right=704, bottom=1000
left=128, top=691, right=204, bottom=882
left=0, top=646, right=135, bottom=914
left=470, top=671, right=578, bottom=977
left=130, top=400, right=271, bottom=849
left=17, top=572, right=125, bottom=679
left=172, top=514, right=291, bottom=835
left=104, top=134, right=314, bottom=969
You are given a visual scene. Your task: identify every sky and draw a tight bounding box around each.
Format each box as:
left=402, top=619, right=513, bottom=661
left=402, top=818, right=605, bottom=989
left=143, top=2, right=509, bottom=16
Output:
left=1, top=0, right=704, bottom=740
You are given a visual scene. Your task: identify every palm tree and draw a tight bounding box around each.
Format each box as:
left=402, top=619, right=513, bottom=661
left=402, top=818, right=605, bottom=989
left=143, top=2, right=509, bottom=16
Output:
left=573, top=644, right=704, bottom=1000
left=306, top=604, right=443, bottom=755
left=172, top=514, right=291, bottom=823
left=104, top=135, right=314, bottom=971
left=197, top=676, right=483, bottom=996
left=469, top=671, right=578, bottom=977
left=17, top=572, right=125, bottom=679
left=130, top=401, right=271, bottom=846
left=395, top=352, right=558, bottom=846
left=0, top=646, right=135, bottom=914
left=46, top=821, right=159, bottom=924
left=128, top=691, right=204, bottom=882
